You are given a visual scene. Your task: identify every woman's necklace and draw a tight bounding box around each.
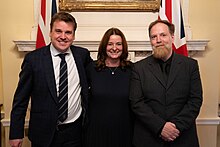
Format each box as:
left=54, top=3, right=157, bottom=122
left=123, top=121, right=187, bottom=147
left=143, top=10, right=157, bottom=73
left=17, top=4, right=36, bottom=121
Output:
left=108, top=67, right=118, bottom=75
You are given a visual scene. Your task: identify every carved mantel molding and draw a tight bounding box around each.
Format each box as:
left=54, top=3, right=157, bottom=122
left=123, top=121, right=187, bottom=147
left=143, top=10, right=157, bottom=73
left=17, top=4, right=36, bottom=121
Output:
left=14, top=40, right=209, bottom=61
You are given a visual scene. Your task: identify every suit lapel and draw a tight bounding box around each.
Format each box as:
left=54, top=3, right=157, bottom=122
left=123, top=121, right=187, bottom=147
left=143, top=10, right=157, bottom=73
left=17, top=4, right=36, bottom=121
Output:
left=148, top=57, right=167, bottom=88
left=70, top=47, right=84, bottom=87
left=166, top=53, right=182, bottom=89
left=43, top=46, right=58, bottom=104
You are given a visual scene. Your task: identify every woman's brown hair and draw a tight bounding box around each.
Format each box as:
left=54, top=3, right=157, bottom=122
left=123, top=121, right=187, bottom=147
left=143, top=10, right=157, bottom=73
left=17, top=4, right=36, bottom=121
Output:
left=96, top=27, right=130, bottom=70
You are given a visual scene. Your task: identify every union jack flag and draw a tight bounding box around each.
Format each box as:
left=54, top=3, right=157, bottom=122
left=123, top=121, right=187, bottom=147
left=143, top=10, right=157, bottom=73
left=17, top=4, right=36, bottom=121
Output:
left=36, top=0, right=57, bottom=49
left=159, top=0, right=188, bottom=56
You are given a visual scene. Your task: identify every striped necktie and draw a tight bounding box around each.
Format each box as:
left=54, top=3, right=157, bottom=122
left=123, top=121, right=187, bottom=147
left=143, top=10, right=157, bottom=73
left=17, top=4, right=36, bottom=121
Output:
left=58, top=53, right=68, bottom=122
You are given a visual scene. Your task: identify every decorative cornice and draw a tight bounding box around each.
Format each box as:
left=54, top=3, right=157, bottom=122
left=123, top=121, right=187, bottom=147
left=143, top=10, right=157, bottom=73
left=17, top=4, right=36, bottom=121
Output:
left=14, top=40, right=36, bottom=52
left=13, top=40, right=209, bottom=53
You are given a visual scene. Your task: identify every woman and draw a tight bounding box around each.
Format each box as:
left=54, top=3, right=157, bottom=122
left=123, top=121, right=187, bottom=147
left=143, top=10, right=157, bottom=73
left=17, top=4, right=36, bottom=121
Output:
left=85, top=28, right=133, bottom=147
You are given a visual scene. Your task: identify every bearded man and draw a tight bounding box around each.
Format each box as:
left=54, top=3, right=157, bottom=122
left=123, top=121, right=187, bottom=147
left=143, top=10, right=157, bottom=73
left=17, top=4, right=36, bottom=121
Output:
left=129, top=20, right=203, bottom=147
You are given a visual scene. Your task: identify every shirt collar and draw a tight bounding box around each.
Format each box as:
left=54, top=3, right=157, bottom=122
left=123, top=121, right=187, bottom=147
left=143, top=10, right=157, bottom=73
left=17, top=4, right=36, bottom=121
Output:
left=159, top=52, right=173, bottom=63
left=50, top=44, right=71, bottom=57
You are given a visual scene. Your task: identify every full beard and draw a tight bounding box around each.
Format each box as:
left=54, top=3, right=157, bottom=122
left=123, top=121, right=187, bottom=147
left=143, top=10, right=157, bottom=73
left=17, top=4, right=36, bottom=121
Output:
left=152, top=45, right=171, bottom=60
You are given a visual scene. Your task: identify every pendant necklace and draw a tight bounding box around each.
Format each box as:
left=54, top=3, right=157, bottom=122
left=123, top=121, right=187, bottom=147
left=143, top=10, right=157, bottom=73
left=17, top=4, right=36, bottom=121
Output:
left=108, top=67, right=118, bottom=75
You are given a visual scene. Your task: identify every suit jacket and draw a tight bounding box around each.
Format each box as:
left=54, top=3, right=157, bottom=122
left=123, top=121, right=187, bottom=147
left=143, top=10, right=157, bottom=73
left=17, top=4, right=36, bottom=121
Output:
left=9, top=44, right=92, bottom=146
left=129, top=53, right=203, bottom=147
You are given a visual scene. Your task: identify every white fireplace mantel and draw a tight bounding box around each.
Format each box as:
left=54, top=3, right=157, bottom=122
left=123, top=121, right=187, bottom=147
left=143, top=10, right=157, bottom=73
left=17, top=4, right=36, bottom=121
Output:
left=14, top=40, right=209, bottom=61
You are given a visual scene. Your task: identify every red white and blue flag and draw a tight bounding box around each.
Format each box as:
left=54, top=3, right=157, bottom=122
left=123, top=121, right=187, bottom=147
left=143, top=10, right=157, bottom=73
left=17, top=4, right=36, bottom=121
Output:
left=36, top=0, right=58, bottom=49
left=159, top=0, right=188, bottom=56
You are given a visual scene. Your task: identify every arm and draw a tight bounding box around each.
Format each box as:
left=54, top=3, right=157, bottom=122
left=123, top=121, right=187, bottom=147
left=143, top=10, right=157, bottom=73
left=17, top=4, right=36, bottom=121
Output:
left=9, top=54, right=32, bottom=140
left=171, top=60, right=203, bottom=132
left=129, top=64, right=166, bottom=136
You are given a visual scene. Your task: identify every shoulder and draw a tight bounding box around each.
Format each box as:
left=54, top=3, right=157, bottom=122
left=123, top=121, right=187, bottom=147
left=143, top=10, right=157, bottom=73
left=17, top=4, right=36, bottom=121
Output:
left=173, top=53, right=200, bottom=74
left=174, top=53, right=198, bottom=65
left=70, top=45, right=92, bottom=63
left=70, top=45, right=89, bottom=54
left=133, top=55, right=153, bottom=67
left=24, top=45, right=49, bottom=60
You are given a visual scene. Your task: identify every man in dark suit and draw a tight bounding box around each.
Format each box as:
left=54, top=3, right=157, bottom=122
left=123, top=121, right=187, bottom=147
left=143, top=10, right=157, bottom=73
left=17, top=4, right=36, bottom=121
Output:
left=9, top=12, right=92, bottom=147
left=129, top=20, right=203, bottom=147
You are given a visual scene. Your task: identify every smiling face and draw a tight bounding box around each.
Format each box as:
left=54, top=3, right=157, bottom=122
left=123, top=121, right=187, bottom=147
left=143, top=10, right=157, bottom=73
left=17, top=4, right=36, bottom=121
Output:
left=49, top=20, right=75, bottom=52
left=105, top=34, right=123, bottom=63
left=149, top=22, right=174, bottom=61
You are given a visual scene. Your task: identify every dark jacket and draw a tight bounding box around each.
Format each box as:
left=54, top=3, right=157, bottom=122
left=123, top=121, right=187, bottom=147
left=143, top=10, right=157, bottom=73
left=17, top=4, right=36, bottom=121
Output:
left=129, top=53, right=203, bottom=147
left=9, top=44, right=92, bottom=146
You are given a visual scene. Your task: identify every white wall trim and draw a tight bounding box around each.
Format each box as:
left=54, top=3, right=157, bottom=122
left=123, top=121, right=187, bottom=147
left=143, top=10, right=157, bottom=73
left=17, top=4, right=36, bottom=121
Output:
left=13, top=40, right=209, bottom=61
left=196, top=117, right=220, bottom=125
left=1, top=119, right=29, bottom=127
left=2, top=117, right=219, bottom=127
left=13, top=40, right=209, bottom=52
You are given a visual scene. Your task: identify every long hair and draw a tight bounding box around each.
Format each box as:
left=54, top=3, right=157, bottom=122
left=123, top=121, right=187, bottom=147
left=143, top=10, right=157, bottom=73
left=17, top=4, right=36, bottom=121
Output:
left=96, top=27, right=130, bottom=70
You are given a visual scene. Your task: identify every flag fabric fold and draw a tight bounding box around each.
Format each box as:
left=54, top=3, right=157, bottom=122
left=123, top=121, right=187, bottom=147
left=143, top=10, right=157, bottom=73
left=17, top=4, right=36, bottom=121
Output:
left=159, top=0, right=188, bottom=56
left=36, top=0, right=57, bottom=49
